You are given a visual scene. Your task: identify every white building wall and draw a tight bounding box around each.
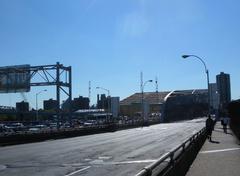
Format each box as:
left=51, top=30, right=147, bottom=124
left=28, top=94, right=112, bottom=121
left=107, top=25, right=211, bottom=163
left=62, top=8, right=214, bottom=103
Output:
left=209, top=83, right=220, bottom=110
left=111, top=97, right=120, bottom=118
left=143, top=101, right=149, bottom=121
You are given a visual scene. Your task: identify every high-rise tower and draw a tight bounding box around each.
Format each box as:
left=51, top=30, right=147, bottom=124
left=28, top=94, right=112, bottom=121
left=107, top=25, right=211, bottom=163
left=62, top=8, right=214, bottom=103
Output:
left=216, top=72, right=231, bottom=112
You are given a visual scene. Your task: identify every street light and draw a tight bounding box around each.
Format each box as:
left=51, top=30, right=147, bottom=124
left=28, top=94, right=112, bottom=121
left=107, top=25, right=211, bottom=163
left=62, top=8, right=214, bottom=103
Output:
left=96, top=87, right=110, bottom=97
left=182, top=54, right=210, bottom=114
left=96, top=86, right=111, bottom=121
left=141, top=80, right=153, bottom=125
left=36, top=89, right=47, bottom=121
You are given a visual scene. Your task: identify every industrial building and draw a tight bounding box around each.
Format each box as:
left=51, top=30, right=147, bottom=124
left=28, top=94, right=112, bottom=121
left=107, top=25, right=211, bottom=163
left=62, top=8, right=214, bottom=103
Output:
left=110, top=97, right=120, bottom=118
left=62, top=96, right=90, bottom=112
left=97, top=94, right=108, bottom=109
left=16, top=101, right=29, bottom=112
left=120, top=92, right=168, bottom=118
left=120, top=89, right=208, bottom=122
left=44, top=99, right=58, bottom=111
left=96, top=94, right=120, bottom=118
left=72, top=96, right=90, bottom=111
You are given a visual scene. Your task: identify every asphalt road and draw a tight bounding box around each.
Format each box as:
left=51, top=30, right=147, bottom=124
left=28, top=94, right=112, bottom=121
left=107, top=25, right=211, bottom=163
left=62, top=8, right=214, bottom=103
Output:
left=0, top=118, right=205, bottom=176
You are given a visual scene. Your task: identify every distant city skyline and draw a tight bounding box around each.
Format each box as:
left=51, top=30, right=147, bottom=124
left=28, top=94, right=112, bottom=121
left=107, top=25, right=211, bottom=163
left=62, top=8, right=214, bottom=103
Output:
left=0, top=0, right=240, bottom=107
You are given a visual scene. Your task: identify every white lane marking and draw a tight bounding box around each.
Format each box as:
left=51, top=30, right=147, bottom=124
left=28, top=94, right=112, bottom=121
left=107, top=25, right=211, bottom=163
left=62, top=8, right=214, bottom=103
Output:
left=84, top=158, right=92, bottom=161
left=115, top=159, right=157, bottom=164
left=0, top=165, right=6, bottom=171
left=200, top=148, right=240, bottom=154
left=161, top=128, right=168, bottom=130
left=65, top=166, right=91, bottom=176
left=90, top=159, right=104, bottom=165
left=98, top=156, right=112, bottom=160
left=89, top=159, right=157, bottom=165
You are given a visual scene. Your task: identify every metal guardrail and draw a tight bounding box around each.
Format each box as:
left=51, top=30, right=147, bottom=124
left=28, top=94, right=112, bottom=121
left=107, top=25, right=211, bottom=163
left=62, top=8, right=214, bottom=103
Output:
left=135, top=127, right=206, bottom=176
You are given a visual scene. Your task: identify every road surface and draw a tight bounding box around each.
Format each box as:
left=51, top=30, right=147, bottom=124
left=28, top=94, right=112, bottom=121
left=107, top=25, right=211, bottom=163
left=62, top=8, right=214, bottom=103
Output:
left=0, top=118, right=205, bottom=176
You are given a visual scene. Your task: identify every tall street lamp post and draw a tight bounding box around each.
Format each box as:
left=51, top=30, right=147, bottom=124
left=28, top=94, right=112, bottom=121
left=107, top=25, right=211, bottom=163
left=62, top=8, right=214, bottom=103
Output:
left=36, top=89, right=47, bottom=121
left=141, top=80, right=153, bottom=125
left=182, top=54, right=210, bottom=115
left=96, top=86, right=110, bottom=121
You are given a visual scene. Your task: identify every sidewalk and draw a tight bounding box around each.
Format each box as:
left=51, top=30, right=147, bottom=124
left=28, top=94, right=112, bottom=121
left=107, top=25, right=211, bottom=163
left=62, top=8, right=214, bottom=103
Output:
left=186, top=122, right=240, bottom=176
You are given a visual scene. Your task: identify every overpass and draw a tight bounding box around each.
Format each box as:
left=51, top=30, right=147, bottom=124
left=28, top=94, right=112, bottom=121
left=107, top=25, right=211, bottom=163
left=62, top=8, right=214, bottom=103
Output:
left=0, top=118, right=206, bottom=176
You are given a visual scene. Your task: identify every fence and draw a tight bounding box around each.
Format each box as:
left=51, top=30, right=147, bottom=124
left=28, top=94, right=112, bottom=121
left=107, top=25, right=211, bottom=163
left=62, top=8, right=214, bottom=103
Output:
left=135, top=127, right=206, bottom=176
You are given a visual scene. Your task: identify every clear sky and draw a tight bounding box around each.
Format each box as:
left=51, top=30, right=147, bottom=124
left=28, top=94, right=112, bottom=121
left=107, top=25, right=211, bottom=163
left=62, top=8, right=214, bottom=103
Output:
left=0, top=0, right=240, bottom=108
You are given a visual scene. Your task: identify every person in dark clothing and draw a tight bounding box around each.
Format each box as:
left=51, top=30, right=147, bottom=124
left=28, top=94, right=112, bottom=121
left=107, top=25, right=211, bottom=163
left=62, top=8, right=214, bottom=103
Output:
left=206, top=115, right=214, bottom=142
left=222, top=116, right=229, bottom=133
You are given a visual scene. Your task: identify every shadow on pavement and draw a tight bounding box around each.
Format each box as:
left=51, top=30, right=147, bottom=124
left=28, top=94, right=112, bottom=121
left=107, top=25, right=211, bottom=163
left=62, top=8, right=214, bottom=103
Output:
left=209, top=140, right=220, bottom=144
left=214, top=129, right=233, bottom=135
left=226, top=132, right=234, bottom=135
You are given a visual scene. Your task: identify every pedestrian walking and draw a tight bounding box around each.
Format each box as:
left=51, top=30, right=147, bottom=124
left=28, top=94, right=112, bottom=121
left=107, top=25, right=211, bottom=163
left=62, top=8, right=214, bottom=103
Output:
left=206, top=115, right=214, bottom=142
left=222, top=116, right=229, bottom=134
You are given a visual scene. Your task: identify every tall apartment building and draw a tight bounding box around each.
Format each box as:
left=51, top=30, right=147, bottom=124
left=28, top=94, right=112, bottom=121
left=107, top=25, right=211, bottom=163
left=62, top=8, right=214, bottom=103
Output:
left=216, top=72, right=231, bottom=112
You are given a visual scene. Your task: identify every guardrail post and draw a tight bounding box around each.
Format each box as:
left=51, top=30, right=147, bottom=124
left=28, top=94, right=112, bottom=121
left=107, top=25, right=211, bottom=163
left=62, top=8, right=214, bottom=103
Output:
left=144, top=167, right=152, bottom=176
left=182, top=143, right=185, bottom=152
left=170, top=152, right=174, bottom=165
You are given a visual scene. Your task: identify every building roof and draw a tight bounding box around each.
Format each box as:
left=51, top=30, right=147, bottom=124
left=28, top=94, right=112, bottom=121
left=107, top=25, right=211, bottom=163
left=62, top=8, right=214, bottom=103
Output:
left=120, top=89, right=207, bottom=105
left=120, top=91, right=170, bottom=105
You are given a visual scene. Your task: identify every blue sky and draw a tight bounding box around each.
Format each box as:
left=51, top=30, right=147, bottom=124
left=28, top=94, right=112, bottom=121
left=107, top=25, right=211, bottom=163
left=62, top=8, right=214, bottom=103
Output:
left=0, top=0, right=240, bottom=108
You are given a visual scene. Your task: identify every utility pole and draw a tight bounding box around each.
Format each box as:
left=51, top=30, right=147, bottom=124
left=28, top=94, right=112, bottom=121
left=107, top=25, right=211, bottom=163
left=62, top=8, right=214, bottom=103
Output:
left=155, top=76, right=158, bottom=93
left=68, top=66, right=72, bottom=126
left=140, top=72, right=144, bottom=124
left=182, top=55, right=211, bottom=115
left=89, top=81, right=91, bottom=109
left=56, top=62, right=60, bottom=129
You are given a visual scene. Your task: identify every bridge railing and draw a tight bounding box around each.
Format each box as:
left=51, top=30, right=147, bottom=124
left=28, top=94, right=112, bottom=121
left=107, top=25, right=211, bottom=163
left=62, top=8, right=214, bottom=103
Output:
left=135, top=127, right=206, bottom=176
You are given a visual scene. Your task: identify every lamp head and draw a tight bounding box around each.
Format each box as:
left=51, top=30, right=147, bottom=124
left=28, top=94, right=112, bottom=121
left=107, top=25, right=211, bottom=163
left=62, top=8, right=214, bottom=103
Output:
left=149, top=80, right=153, bottom=82
left=182, top=55, right=190, bottom=59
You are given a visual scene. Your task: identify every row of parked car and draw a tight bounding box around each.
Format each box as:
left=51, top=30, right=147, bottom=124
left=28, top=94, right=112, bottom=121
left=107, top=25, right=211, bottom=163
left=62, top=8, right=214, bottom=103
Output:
left=0, top=122, right=71, bottom=136
left=0, top=117, right=160, bottom=136
left=0, top=120, right=110, bottom=136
